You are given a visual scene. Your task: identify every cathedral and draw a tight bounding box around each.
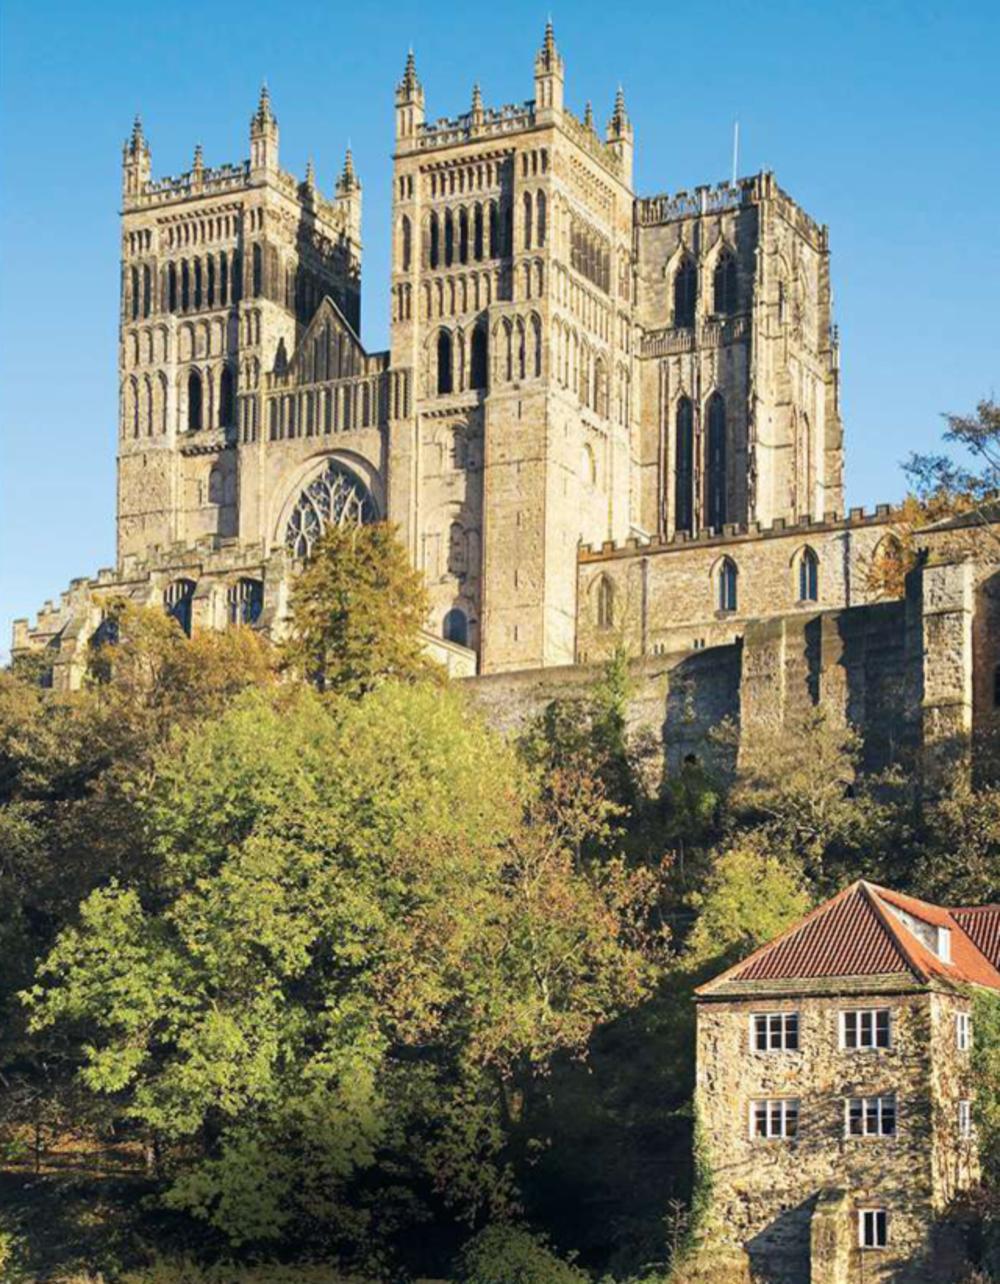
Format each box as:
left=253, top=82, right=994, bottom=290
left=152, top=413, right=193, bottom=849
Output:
left=12, top=25, right=999, bottom=787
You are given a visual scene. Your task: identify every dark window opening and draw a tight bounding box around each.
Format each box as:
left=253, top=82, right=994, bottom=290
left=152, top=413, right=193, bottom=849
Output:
left=674, top=257, right=696, bottom=327
left=187, top=370, right=203, bottom=431
left=401, top=215, right=412, bottom=271
left=675, top=396, right=694, bottom=534
left=470, top=326, right=488, bottom=391
left=706, top=393, right=727, bottom=530
left=437, top=330, right=453, bottom=395
left=443, top=607, right=468, bottom=646
left=799, top=549, right=819, bottom=602
left=444, top=209, right=454, bottom=267
left=252, top=243, right=263, bottom=298
left=227, top=577, right=263, bottom=626
left=219, top=366, right=234, bottom=428
left=164, top=578, right=196, bottom=636
left=718, top=558, right=738, bottom=612
left=429, top=213, right=440, bottom=269
left=714, top=251, right=738, bottom=315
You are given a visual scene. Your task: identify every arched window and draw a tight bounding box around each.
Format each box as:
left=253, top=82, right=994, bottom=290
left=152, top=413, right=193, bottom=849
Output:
left=401, top=215, right=412, bottom=271
left=227, top=577, right=264, bottom=626
left=470, top=325, right=488, bottom=391
left=181, top=260, right=190, bottom=312
left=673, top=256, right=696, bottom=327
left=536, top=191, right=547, bottom=247
left=437, top=330, right=453, bottom=395
left=473, top=204, right=484, bottom=260
left=142, top=265, right=152, bottom=318
left=516, top=318, right=526, bottom=381
left=284, top=459, right=377, bottom=557
left=489, top=202, right=499, bottom=258
left=206, top=256, right=215, bottom=308
left=581, top=442, right=597, bottom=486
left=443, top=607, right=468, bottom=646
left=531, top=314, right=542, bottom=379
left=219, top=365, right=234, bottom=428
left=596, top=576, right=614, bottom=630
left=252, top=243, right=263, bottom=297
left=130, top=266, right=139, bottom=321
left=705, top=393, right=727, bottom=530
left=187, top=370, right=203, bottom=431
left=164, top=578, right=196, bottom=637
left=458, top=208, right=469, bottom=264
left=713, top=250, right=738, bottom=315
left=193, top=258, right=203, bottom=310
left=231, top=251, right=242, bottom=303
left=717, top=558, right=738, bottom=612
left=503, top=319, right=513, bottom=381
left=798, top=547, right=819, bottom=602
left=675, top=397, right=694, bottom=535
left=167, top=262, right=178, bottom=312
left=523, top=192, right=533, bottom=250
left=220, top=252, right=229, bottom=306
left=444, top=209, right=454, bottom=267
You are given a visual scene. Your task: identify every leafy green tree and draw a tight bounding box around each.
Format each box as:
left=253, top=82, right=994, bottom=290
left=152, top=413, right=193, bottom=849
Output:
left=906, top=398, right=1000, bottom=526
left=25, top=683, right=664, bottom=1267
left=283, top=521, right=436, bottom=695
left=453, top=1224, right=589, bottom=1284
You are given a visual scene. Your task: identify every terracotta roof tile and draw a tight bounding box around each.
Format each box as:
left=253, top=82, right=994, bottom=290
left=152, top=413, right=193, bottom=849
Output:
left=697, top=880, right=1000, bottom=996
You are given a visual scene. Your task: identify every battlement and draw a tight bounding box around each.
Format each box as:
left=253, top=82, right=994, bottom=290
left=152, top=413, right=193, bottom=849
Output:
left=127, top=160, right=251, bottom=210
left=414, top=100, right=536, bottom=152
left=636, top=171, right=827, bottom=248
left=561, top=107, right=625, bottom=179
left=579, top=504, right=899, bottom=561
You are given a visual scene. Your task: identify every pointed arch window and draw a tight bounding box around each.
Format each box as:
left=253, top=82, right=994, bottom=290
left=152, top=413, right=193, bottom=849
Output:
left=673, top=256, right=696, bottom=327
left=284, top=459, right=377, bottom=558
left=675, top=397, right=694, bottom=535
left=798, top=547, right=819, bottom=602
left=444, top=607, right=468, bottom=646
left=531, top=314, right=543, bottom=379
left=470, top=325, right=488, bottom=391
left=717, top=558, right=738, bottom=613
left=537, top=191, right=547, bottom=248
left=187, top=370, right=203, bottom=431
left=489, top=202, right=499, bottom=258
left=220, top=252, right=229, bottom=306
left=252, top=243, right=263, bottom=297
left=164, top=579, right=196, bottom=637
left=596, top=576, right=614, bottom=630
left=142, top=265, right=152, bottom=318
left=193, top=259, right=203, bottom=310
left=523, top=192, right=533, bottom=250
left=401, top=215, right=412, bottom=271
left=227, top=577, right=264, bottom=626
left=444, top=209, right=455, bottom=266
left=130, top=266, right=139, bottom=321
left=713, top=249, right=738, bottom=315
left=181, top=260, right=191, bottom=311
left=437, top=330, right=454, bottom=395
left=706, top=393, right=727, bottom=531
left=219, top=366, right=235, bottom=428
left=167, top=262, right=178, bottom=312
left=459, top=208, right=469, bottom=264
left=473, top=204, right=484, bottom=260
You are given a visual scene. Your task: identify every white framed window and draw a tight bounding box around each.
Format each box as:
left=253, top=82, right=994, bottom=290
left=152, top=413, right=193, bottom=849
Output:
left=956, top=1012, right=972, bottom=1051
left=959, top=1100, right=973, bottom=1140
left=751, top=1012, right=800, bottom=1052
left=749, top=1098, right=799, bottom=1140
left=846, top=1095, right=897, bottom=1137
left=840, top=1008, right=891, bottom=1049
left=858, top=1208, right=888, bottom=1249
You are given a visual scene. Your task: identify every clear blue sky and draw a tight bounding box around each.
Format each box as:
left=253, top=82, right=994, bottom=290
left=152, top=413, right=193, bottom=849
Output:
left=2, top=0, right=998, bottom=648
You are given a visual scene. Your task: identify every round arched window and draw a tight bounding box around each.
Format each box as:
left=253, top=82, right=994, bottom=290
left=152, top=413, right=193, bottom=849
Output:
left=284, top=459, right=378, bottom=558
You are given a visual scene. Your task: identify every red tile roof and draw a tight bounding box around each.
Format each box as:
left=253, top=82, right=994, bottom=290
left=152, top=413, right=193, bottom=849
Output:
left=952, top=906, right=1000, bottom=970
left=697, top=880, right=1000, bottom=995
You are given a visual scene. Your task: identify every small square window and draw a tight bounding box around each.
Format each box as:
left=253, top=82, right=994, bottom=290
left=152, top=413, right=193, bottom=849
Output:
left=749, top=1098, right=799, bottom=1140
left=859, top=1208, right=888, bottom=1249
left=841, top=1008, right=891, bottom=1049
left=846, top=1095, right=897, bottom=1137
left=751, top=1012, right=800, bottom=1052
left=956, top=1012, right=972, bottom=1051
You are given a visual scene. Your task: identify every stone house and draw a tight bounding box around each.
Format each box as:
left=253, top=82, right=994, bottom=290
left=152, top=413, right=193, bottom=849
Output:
left=694, top=880, right=1000, bottom=1283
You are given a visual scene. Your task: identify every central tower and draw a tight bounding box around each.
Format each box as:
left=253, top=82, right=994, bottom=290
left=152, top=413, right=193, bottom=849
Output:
left=387, top=25, right=637, bottom=671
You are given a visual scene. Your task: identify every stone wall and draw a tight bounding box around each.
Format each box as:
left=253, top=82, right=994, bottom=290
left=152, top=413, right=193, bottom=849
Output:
left=696, top=987, right=943, bottom=1284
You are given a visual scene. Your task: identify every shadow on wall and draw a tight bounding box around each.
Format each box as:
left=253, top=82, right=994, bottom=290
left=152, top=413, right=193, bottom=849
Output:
left=662, top=643, right=742, bottom=775
left=744, top=1197, right=813, bottom=1284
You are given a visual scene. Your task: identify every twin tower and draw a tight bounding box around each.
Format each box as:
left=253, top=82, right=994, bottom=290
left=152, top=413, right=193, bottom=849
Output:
left=116, top=24, right=842, bottom=673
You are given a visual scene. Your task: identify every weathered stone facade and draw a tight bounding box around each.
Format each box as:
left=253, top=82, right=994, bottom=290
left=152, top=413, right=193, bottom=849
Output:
left=694, top=883, right=999, bottom=1283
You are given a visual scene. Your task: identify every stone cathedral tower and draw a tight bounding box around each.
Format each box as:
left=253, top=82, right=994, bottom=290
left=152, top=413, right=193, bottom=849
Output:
left=388, top=26, right=637, bottom=671
left=18, top=23, right=858, bottom=688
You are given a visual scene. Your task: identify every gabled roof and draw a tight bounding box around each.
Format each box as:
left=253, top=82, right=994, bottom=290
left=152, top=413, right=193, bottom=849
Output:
left=285, top=295, right=368, bottom=384
left=696, top=880, right=1000, bottom=997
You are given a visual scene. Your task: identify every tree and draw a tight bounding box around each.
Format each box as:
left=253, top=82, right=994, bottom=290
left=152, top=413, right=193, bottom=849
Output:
left=283, top=522, right=436, bottom=696
left=906, top=398, right=1000, bottom=523
left=24, top=683, right=665, bottom=1267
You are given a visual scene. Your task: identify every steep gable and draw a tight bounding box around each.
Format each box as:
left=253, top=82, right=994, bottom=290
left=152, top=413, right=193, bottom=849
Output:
left=286, top=295, right=369, bottom=385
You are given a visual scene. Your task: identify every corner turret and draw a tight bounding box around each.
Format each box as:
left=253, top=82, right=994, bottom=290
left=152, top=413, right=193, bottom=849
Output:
left=395, top=50, right=425, bottom=143
left=534, top=19, right=564, bottom=118
left=335, top=145, right=362, bottom=245
left=606, top=85, right=633, bottom=187
left=250, top=83, right=279, bottom=176
left=122, top=115, right=151, bottom=200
